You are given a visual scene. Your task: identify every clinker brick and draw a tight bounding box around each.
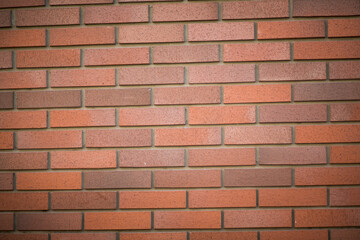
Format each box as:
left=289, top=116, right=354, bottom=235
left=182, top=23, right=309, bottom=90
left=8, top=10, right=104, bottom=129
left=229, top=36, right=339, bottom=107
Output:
left=330, top=145, right=360, bottom=164
left=190, top=232, right=257, bottom=240
left=0, top=51, right=12, bottom=69
left=51, top=69, right=115, bottom=87
left=0, top=193, right=48, bottom=211
left=0, top=111, right=47, bottom=129
left=119, top=25, right=184, bottom=43
left=52, top=192, right=117, bottom=210
left=16, top=8, right=79, bottom=26
left=0, top=29, right=45, bottom=48
left=0, top=152, right=48, bottom=170
left=84, top=48, right=149, bottom=66
left=0, top=71, right=46, bottom=89
left=330, top=188, right=360, bottom=206
left=17, top=172, right=82, bottom=190
left=120, top=233, right=186, bottom=240
left=0, top=213, right=13, bottom=230
left=328, top=19, right=360, bottom=37
left=17, top=213, right=82, bottom=230
left=295, top=125, right=360, bottom=143
left=50, top=109, right=115, bottom=127
left=0, top=0, right=44, bottom=8
left=0, top=173, right=13, bottom=190
left=293, top=0, right=360, bottom=17
left=85, top=212, right=151, bottom=230
left=0, top=132, right=13, bottom=150
left=0, top=10, right=10, bottom=28
left=330, top=103, right=360, bottom=122
left=330, top=61, right=360, bottom=80
left=0, top=92, right=13, bottom=109
left=295, top=209, right=360, bottom=227
left=260, top=230, right=328, bottom=240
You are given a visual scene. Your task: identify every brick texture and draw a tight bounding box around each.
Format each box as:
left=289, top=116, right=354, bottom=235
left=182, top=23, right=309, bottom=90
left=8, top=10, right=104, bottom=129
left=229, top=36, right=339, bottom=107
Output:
left=118, top=67, right=184, bottom=85
left=52, top=192, right=117, bottom=209
left=84, top=48, right=149, bottom=66
left=51, top=69, right=115, bottom=87
left=0, top=193, right=48, bottom=210
left=330, top=145, right=360, bottom=164
left=50, top=109, right=115, bottom=127
left=17, top=213, right=82, bottom=230
left=0, top=10, right=11, bottom=28
left=0, top=71, right=47, bottom=89
left=0, top=111, right=47, bottom=129
left=0, top=152, right=48, bottom=170
left=17, top=172, right=82, bottom=190
left=86, top=129, right=151, bottom=147
left=293, top=0, right=360, bottom=17
left=16, top=8, right=79, bottom=26
left=0, top=29, right=45, bottom=48
left=330, top=61, right=360, bottom=80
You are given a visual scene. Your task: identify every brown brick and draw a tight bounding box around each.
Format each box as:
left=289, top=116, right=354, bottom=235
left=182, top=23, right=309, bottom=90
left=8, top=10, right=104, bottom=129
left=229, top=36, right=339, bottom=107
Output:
left=0, top=51, right=12, bottom=69
left=293, top=0, right=360, bottom=17
left=119, top=191, right=186, bottom=209
left=330, top=61, right=360, bottom=80
left=223, top=0, right=289, bottom=19
left=295, top=125, right=360, bottom=143
left=84, top=48, right=149, bottom=66
left=50, top=27, right=115, bottom=46
left=17, top=172, right=81, bottom=190
left=120, top=233, right=186, bottom=240
left=189, top=189, right=256, bottom=208
left=330, top=188, right=360, bottom=206
left=119, top=24, right=184, bottom=43
left=0, top=234, right=48, bottom=240
left=85, top=212, right=151, bottom=230
left=52, top=233, right=116, bottom=240
left=0, top=29, right=45, bottom=48
left=331, top=145, right=360, bottom=164
left=86, top=129, right=151, bottom=148
left=259, top=62, right=326, bottom=81
left=17, top=130, right=82, bottom=149
left=16, top=8, right=79, bottom=26
left=188, top=64, right=255, bottom=84
left=0, top=213, right=13, bottom=230
left=51, top=150, right=116, bottom=169
left=331, top=229, right=360, bottom=240
left=328, top=19, right=360, bottom=37
left=330, top=103, right=360, bottom=122
left=0, top=132, right=13, bottom=150
left=259, top=188, right=327, bottom=207
left=52, top=192, right=116, bottom=210
left=0, top=0, right=44, bottom=8
left=295, top=167, right=360, bottom=186
left=0, top=111, right=46, bottom=129
left=84, top=171, right=151, bottom=189
left=0, top=193, right=48, bottom=211
left=0, top=92, right=13, bottom=109
left=0, top=152, right=48, bottom=170
left=51, top=109, right=115, bottom=127
left=155, top=127, right=221, bottom=146
left=294, top=41, right=360, bottom=59
left=259, top=104, right=327, bottom=123
left=188, top=148, right=255, bottom=167
left=0, top=173, right=13, bottom=190
left=295, top=209, right=360, bottom=227
left=51, top=69, right=115, bottom=87
left=119, top=149, right=185, bottom=168
left=85, top=88, right=150, bottom=107
left=153, top=2, right=218, bottom=22
left=261, top=230, right=328, bottom=240
left=154, top=211, right=221, bottom=229
left=224, top=210, right=292, bottom=228
left=0, top=10, right=10, bottom=28
left=17, top=213, right=82, bottom=230
left=190, top=232, right=257, bottom=240
left=84, top=5, right=148, bottom=24
left=259, top=146, right=327, bottom=165
left=224, top=126, right=292, bottom=145
left=154, top=170, right=221, bottom=188
left=0, top=71, right=46, bottom=89
left=189, top=106, right=256, bottom=125
left=51, top=0, right=113, bottom=5
left=119, top=66, right=184, bottom=85
left=154, top=86, right=220, bottom=105
left=224, top=168, right=292, bottom=187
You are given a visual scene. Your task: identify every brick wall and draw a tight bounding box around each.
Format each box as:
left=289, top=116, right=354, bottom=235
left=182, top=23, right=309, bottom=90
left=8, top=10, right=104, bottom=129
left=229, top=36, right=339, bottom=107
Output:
left=0, top=0, right=359, bottom=239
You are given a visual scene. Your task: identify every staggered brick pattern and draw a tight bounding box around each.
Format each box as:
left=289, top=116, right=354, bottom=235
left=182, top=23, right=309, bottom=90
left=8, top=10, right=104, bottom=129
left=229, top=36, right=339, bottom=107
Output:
left=0, top=0, right=360, bottom=239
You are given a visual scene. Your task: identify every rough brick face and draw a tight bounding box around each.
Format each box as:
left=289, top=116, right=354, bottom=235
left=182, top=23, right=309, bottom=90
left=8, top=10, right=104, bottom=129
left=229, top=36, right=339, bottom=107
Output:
left=0, top=111, right=47, bottom=129
left=118, top=67, right=184, bottom=85
left=330, top=145, right=360, bottom=164
left=50, top=109, right=116, bottom=127
left=84, top=48, right=149, bottom=66
left=0, top=71, right=47, bottom=89
left=86, top=129, right=151, bottom=147
left=0, top=152, right=48, bottom=170
left=295, top=209, right=360, bottom=227
left=329, top=61, right=360, bottom=80
left=119, top=25, right=184, bottom=43
left=17, top=213, right=82, bottom=230
left=17, top=172, right=82, bottom=190
left=0, top=51, right=12, bottom=69
left=0, top=29, right=45, bottom=48
left=0, top=193, right=48, bottom=211
left=52, top=192, right=117, bottom=210
left=0, top=10, right=11, bottom=28
left=16, top=8, right=80, bottom=26
left=293, top=0, right=360, bottom=17
left=51, top=69, right=115, bottom=87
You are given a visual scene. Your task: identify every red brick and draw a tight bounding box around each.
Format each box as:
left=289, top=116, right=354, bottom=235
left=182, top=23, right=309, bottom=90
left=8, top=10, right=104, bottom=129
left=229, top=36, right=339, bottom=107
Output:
left=120, top=233, right=186, bottom=240
left=0, top=92, right=13, bottom=109
left=85, top=212, right=151, bottom=230
left=86, top=129, right=151, bottom=148
left=294, top=41, right=360, bottom=60
left=0, top=173, right=13, bottom=190
left=330, top=61, right=360, bottom=80
left=17, top=172, right=81, bottom=190
left=119, top=191, right=186, bottom=209
left=294, top=82, right=360, bottom=102
left=259, top=104, right=327, bottom=123
left=296, top=125, right=360, bottom=143
left=0, top=213, right=13, bottom=230
left=259, top=188, right=327, bottom=207
left=329, top=19, right=360, bottom=37
left=51, top=150, right=116, bottom=169
left=0, top=29, right=45, bottom=48
left=84, top=48, right=149, bottom=66
left=119, top=24, right=183, bottom=43
left=0, top=234, right=48, bottom=240
left=188, top=64, right=255, bottom=84
left=0, top=10, right=10, bottom=28
left=0, top=132, right=13, bottom=149
left=295, top=209, right=360, bottom=227
left=155, top=127, right=221, bottom=146
left=16, top=8, right=79, bottom=26
left=224, top=168, right=291, bottom=187
left=50, top=0, right=113, bottom=5
left=17, top=130, right=82, bottom=149
left=52, top=233, right=116, bottom=240
left=331, top=230, right=360, bottom=240
left=0, top=152, right=47, bottom=170
left=85, top=88, right=150, bottom=107
left=331, top=103, right=360, bottom=122
left=154, top=86, right=220, bottom=105
left=189, top=106, right=256, bottom=125
left=224, top=210, right=291, bottom=228
left=293, top=0, right=360, bottom=17
left=0, top=71, right=46, bottom=89
left=224, top=42, right=290, bottom=62
left=84, top=5, right=148, bottom=24
left=259, top=62, right=326, bottom=81
left=0, top=51, right=12, bottom=69
left=17, top=213, right=82, bottom=230
left=154, top=170, right=221, bottom=188
left=84, top=171, right=151, bottom=189
left=153, top=2, right=218, bottom=22
left=259, top=146, right=327, bottom=165
left=0, top=111, right=46, bottom=129
left=189, top=22, right=254, bottom=41
left=188, top=148, right=255, bottom=167
left=153, top=45, right=219, bottom=64
left=119, top=66, right=184, bottom=85
left=154, top=211, right=221, bottom=229
left=119, top=149, right=184, bottom=168
left=261, top=230, right=328, bottom=240
left=0, top=0, right=44, bottom=8
left=17, top=49, right=80, bottom=68
left=50, top=27, right=115, bottom=46
left=224, top=84, right=291, bottom=103
left=330, top=188, right=360, bottom=206
left=331, top=145, right=360, bottom=164
left=295, top=167, right=360, bottom=186
left=258, top=20, right=324, bottom=39
left=223, top=0, right=288, bottom=19
left=190, top=232, right=257, bottom=240
left=0, top=193, right=48, bottom=211
left=51, top=69, right=115, bottom=87
left=189, top=189, right=256, bottom=208
left=225, top=126, right=292, bottom=145
left=52, top=192, right=116, bottom=210
left=51, top=109, right=115, bottom=127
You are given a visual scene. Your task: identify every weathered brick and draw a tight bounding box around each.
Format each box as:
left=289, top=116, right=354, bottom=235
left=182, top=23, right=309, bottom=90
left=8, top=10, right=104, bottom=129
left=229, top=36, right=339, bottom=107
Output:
left=0, top=173, right=13, bottom=190
left=0, top=132, right=13, bottom=150
left=330, top=188, right=360, bottom=206
left=0, top=193, right=48, bottom=211
left=0, top=0, right=44, bottom=8
left=51, top=69, right=115, bottom=87
left=16, top=8, right=79, bottom=26
left=50, top=0, right=113, bottom=5
left=330, top=61, right=360, bottom=80
left=85, top=212, right=151, bottom=230
left=0, top=92, right=13, bottom=109
left=52, top=233, right=116, bottom=240
left=0, top=111, right=46, bottom=129
left=190, top=232, right=257, bottom=240
left=294, top=41, right=360, bottom=59
left=50, top=109, right=115, bottom=127
left=0, top=10, right=10, bottom=28
left=330, top=103, right=360, bottom=122
left=295, top=125, right=360, bottom=143
left=84, top=48, right=149, bottom=66
left=17, top=213, right=82, bottom=230
left=330, top=145, right=360, bottom=164
left=261, top=230, right=328, bottom=240
left=120, top=233, right=186, bottom=240
left=0, top=213, right=13, bottom=230
left=328, top=19, right=360, bottom=37
left=295, top=209, right=360, bottom=227
left=0, top=29, right=45, bottom=48
left=52, top=192, right=117, bottom=210
left=17, top=172, right=82, bottom=190
left=0, top=152, right=48, bottom=170
left=0, top=51, right=12, bottom=69
left=331, top=229, right=360, bottom=240
left=0, top=71, right=46, bottom=89
left=293, top=0, right=360, bottom=17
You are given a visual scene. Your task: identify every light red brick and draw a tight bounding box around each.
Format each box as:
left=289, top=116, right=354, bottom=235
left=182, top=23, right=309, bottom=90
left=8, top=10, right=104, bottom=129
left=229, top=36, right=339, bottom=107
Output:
left=295, top=125, right=360, bottom=143
left=295, top=209, right=360, bottom=227
left=293, top=0, right=360, bottom=17
left=85, top=212, right=151, bottom=230
left=120, top=233, right=186, bottom=240
left=0, top=173, right=13, bottom=190
left=17, top=213, right=82, bottom=230
left=0, top=71, right=46, bottom=89
left=0, top=0, right=44, bottom=8
left=16, top=8, right=79, bottom=26
left=0, top=51, right=12, bottom=69
left=17, top=172, right=82, bottom=190
left=0, top=132, right=13, bottom=150
left=330, top=103, right=360, bottom=122
left=51, top=69, right=115, bottom=87
left=52, top=192, right=116, bottom=210
left=0, top=193, right=48, bottom=211
left=0, top=29, right=45, bottom=48
left=261, top=230, right=328, bottom=240
left=0, top=111, right=46, bottom=129
left=0, top=152, right=48, bottom=170
left=329, top=19, right=360, bottom=37
left=294, top=41, right=360, bottom=59
left=17, top=90, right=81, bottom=108
left=330, top=188, right=360, bottom=206
left=330, top=61, right=360, bottom=80
left=50, top=109, right=115, bottom=127
left=190, top=232, right=257, bottom=240
left=84, top=48, right=149, bottom=66
left=331, top=145, right=360, bottom=164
